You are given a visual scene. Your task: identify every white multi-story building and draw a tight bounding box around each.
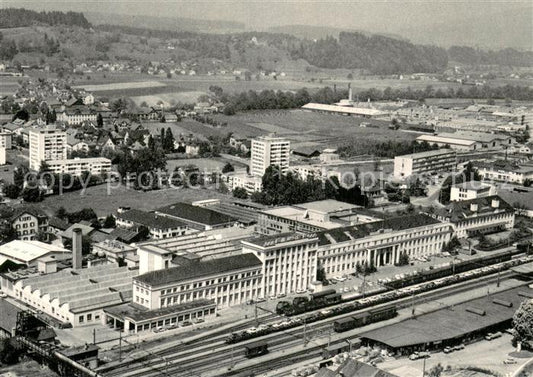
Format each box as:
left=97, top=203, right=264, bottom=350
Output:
left=450, top=181, right=496, bottom=201
left=394, top=149, right=457, bottom=178
left=29, top=126, right=67, bottom=170
left=46, top=157, right=111, bottom=176
left=241, top=233, right=318, bottom=297
left=133, top=253, right=262, bottom=310
left=57, top=110, right=97, bottom=126
left=224, top=172, right=263, bottom=195
left=316, top=214, right=453, bottom=278
left=251, top=135, right=290, bottom=177
left=474, top=161, right=533, bottom=185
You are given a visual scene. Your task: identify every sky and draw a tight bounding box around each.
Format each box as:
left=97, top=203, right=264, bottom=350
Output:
left=2, top=1, right=532, bottom=49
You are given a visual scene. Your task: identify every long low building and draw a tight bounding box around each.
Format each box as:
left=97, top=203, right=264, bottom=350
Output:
left=360, top=285, right=533, bottom=355
left=0, top=240, right=70, bottom=267
left=416, top=132, right=515, bottom=152
left=46, top=157, right=112, bottom=176
left=302, top=103, right=389, bottom=118
left=474, top=160, right=533, bottom=185
left=2, top=264, right=138, bottom=327
left=316, top=214, right=453, bottom=278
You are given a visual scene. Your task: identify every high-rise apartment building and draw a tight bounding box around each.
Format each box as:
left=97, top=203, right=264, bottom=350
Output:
left=251, top=135, right=290, bottom=177
left=29, top=126, right=67, bottom=171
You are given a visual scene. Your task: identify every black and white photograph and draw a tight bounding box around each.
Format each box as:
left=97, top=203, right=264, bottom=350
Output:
left=0, top=1, right=532, bottom=376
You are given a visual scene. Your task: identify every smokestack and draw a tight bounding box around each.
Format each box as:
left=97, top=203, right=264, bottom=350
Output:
left=348, top=83, right=353, bottom=102
left=72, top=227, right=83, bottom=270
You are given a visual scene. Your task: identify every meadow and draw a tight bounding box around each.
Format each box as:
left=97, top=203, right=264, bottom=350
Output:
left=42, top=183, right=231, bottom=217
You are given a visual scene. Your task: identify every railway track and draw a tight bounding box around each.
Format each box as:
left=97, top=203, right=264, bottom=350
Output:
left=101, top=269, right=521, bottom=377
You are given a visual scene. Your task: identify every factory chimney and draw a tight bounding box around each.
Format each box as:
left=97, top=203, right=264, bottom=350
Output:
left=348, top=83, right=353, bottom=102
left=72, top=227, right=83, bottom=270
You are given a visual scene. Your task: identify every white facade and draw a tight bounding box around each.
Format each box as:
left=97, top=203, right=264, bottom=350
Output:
left=251, top=135, right=290, bottom=177
left=394, top=149, right=457, bottom=178
left=318, top=217, right=453, bottom=278
left=46, top=157, right=111, bottom=176
left=29, top=127, right=67, bottom=171
left=57, top=111, right=97, bottom=126
left=242, top=234, right=318, bottom=297
left=225, top=172, right=262, bottom=194
left=450, top=182, right=496, bottom=201
left=476, top=165, right=533, bottom=185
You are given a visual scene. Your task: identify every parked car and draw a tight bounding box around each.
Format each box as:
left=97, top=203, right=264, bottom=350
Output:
left=453, top=344, right=465, bottom=351
left=503, top=358, right=517, bottom=364
left=443, top=347, right=453, bottom=354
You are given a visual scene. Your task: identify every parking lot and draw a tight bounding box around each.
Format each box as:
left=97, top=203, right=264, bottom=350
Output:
left=379, top=333, right=530, bottom=377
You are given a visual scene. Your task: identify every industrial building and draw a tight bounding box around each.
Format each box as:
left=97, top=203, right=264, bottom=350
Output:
left=416, top=132, right=515, bottom=152
left=0, top=240, right=70, bottom=268
left=360, top=285, right=533, bottom=355
left=2, top=264, right=138, bottom=327
left=155, top=202, right=238, bottom=231
left=115, top=209, right=189, bottom=239
left=316, top=214, right=453, bottom=278
left=393, top=149, right=457, bottom=178
left=302, top=103, right=389, bottom=118
left=256, top=199, right=377, bottom=235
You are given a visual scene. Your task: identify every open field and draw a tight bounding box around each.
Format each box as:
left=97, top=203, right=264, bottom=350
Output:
left=130, top=91, right=205, bottom=106
left=42, top=183, right=231, bottom=217
left=212, top=109, right=416, bottom=150
left=72, top=80, right=166, bottom=92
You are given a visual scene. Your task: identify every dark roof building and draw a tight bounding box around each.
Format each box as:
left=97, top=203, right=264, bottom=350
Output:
left=135, top=253, right=262, bottom=288
left=360, top=285, right=533, bottom=354
left=155, top=202, right=238, bottom=230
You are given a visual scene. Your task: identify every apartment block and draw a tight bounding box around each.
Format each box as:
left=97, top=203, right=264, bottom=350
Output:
left=394, top=149, right=457, bottom=178
left=251, top=135, right=290, bottom=177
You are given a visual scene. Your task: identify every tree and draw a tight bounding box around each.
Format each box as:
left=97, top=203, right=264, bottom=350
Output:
left=3, top=184, right=20, bottom=199
left=512, top=299, right=533, bottom=350
left=103, top=214, right=116, bottom=228
left=316, top=263, right=326, bottom=283
left=21, top=187, right=44, bottom=202
left=0, top=223, right=17, bottom=244
left=0, top=338, right=19, bottom=365
left=96, top=113, right=103, bottom=127
left=233, top=187, right=248, bottom=199
left=428, top=363, right=444, bottom=377
left=55, top=206, right=67, bottom=220
left=222, top=162, right=234, bottom=174
left=524, top=179, right=532, bottom=187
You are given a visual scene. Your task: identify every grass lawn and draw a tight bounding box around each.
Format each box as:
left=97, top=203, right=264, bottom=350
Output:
left=0, top=359, right=58, bottom=377
left=42, top=183, right=232, bottom=217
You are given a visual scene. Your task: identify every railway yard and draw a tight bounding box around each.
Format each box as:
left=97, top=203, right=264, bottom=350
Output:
left=95, top=252, right=533, bottom=377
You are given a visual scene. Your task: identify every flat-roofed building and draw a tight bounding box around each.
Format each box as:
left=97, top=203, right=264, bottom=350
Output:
left=256, top=199, right=372, bottom=235
left=316, top=214, right=453, bottom=278
left=393, top=149, right=456, bottom=178
left=29, top=126, right=67, bottom=170
left=301, top=103, right=389, bottom=118
left=242, top=233, right=318, bottom=297
left=46, top=157, right=111, bottom=176
left=450, top=181, right=496, bottom=201
left=251, top=135, right=290, bottom=177
left=431, top=195, right=515, bottom=238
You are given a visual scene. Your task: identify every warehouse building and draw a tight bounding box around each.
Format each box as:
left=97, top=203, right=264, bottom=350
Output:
left=416, top=132, right=515, bottom=152
left=360, top=285, right=533, bottom=355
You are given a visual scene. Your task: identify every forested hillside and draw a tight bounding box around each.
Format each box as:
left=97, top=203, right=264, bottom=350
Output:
left=448, top=46, right=533, bottom=67
left=0, top=8, right=91, bottom=29
left=290, top=32, right=449, bottom=74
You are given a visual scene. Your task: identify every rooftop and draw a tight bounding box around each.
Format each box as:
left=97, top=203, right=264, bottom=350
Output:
left=396, top=148, right=455, bottom=160
left=434, top=195, right=514, bottom=222
left=156, top=202, right=237, bottom=227
left=360, top=285, right=533, bottom=349
left=451, top=181, right=493, bottom=191
left=302, top=103, right=388, bottom=117
left=135, top=253, right=262, bottom=287
left=244, top=233, right=318, bottom=248
left=104, top=299, right=215, bottom=322
left=294, top=200, right=361, bottom=214
left=117, top=209, right=187, bottom=230
left=0, top=240, right=69, bottom=264
left=317, top=214, right=443, bottom=246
